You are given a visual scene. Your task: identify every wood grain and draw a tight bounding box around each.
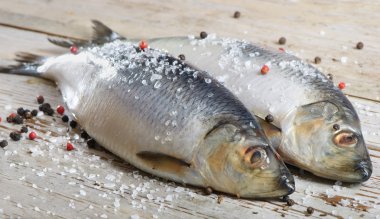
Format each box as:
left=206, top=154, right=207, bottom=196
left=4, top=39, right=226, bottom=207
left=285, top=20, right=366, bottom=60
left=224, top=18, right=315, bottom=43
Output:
left=0, top=0, right=379, bottom=218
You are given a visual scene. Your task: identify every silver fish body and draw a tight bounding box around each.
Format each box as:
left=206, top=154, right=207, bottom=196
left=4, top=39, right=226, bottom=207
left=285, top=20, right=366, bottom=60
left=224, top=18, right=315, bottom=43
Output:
left=29, top=40, right=294, bottom=198
left=145, top=36, right=372, bottom=182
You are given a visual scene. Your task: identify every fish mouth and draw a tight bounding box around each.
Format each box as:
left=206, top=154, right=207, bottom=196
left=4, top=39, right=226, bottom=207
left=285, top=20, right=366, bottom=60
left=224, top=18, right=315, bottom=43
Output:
left=355, top=160, right=372, bottom=182
left=279, top=169, right=295, bottom=195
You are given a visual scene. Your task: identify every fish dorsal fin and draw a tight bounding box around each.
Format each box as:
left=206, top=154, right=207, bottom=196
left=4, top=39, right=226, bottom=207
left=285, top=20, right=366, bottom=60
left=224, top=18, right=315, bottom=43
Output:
left=48, top=20, right=125, bottom=48
left=136, top=151, right=191, bottom=174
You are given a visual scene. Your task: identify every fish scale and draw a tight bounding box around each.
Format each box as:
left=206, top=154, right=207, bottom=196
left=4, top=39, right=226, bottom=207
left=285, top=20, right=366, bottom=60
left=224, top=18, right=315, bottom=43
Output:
left=0, top=36, right=295, bottom=198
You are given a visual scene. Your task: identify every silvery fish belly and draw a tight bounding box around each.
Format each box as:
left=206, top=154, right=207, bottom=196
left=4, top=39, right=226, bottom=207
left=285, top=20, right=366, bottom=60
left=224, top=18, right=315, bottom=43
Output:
left=24, top=40, right=295, bottom=198
left=147, top=36, right=372, bottom=182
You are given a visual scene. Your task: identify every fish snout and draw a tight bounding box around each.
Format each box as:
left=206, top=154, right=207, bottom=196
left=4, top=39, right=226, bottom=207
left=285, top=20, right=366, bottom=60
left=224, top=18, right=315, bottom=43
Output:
left=279, top=168, right=295, bottom=195
left=355, top=160, right=372, bottom=182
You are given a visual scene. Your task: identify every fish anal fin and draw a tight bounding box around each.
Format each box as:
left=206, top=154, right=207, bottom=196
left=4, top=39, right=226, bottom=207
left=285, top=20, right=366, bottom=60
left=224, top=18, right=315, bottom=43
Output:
left=136, top=151, right=191, bottom=176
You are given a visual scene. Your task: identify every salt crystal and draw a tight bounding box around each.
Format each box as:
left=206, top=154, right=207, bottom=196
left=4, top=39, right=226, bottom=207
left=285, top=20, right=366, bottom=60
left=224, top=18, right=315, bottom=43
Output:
left=340, top=57, right=348, bottom=64
left=0, top=209, right=3, bottom=214
left=105, top=174, right=116, bottom=181
left=100, top=214, right=108, bottom=218
left=165, top=194, right=173, bottom=202
left=34, top=206, right=40, bottom=212
left=4, top=105, right=12, bottom=110
left=150, top=74, right=162, bottom=81
left=104, top=183, right=115, bottom=189
left=153, top=214, right=158, bottom=219
left=114, top=198, right=120, bottom=208
left=320, top=30, right=325, bottom=36
left=89, top=205, right=94, bottom=209
left=147, top=194, right=154, bottom=200
left=80, top=190, right=87, bottom=196
left=17, top=203, right=23, bottom=208
left=340, top=199, right=350, bottom=206
left=37, top=171, right=45, bottom=177
left=142, top=80, right=147, bottom=85
left=32, top=184, right=38, bottom=189
left=174, top=187, right=185, bottom=193
left=131, top=214, right=140, bottom=219
left=29, top=146, right=44, bottom=157
left=205, top=78, right=212, bottom=84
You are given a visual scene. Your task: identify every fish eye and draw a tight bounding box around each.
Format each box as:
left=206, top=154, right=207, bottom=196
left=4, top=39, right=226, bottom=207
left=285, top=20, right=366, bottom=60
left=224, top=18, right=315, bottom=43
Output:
left=243, top=146, right=267, bottom=168
left=333, top=131, right=358, bottom=147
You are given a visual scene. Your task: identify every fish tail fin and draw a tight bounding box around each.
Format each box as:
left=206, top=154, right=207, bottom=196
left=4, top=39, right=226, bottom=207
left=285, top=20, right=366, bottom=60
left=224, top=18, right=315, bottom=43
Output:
left=0, top=52, right=46, bottom=77
left=48, top=20, right=125, bottom=48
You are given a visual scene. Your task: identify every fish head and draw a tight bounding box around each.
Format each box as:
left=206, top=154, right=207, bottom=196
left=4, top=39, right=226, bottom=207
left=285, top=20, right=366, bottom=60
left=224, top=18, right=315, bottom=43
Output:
left=197, top=123, right=294, bottom=198
left=281, top=100, right=371, bottom=182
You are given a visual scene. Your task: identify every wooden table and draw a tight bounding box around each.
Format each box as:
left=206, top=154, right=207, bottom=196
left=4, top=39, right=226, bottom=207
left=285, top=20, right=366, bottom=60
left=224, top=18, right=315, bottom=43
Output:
left=0, top=0, right=379, bottom=218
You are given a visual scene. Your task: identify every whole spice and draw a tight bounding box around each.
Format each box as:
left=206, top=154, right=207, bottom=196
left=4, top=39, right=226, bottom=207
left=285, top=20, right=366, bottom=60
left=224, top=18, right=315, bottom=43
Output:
left=356, top=42, right=364, bottom=50
left=233, top=11, right=241, bottom=18
left=0, top=140, right=8, bottom=148
left=314, top=56, right=321, bottom=64
left=338, top=82, right=346, bottom=90
left=31, top=109, right=38, bottom=117
left=70, top=120, right=78, bottom=129
left=217, top=195, right=223, bottom=204
left=286, top=199, right=295, bottom=206
left=200, top=31, right=208, bottom=39
left=327, top=73, right=333, bottom=81
left=278, top=37, right=286, bottom=45
left=24, top=111, right=33, bottom=119
left=17, top=107, right=25, bottom=116
left=178, top=54, right=186, bottom=61
left=45, top=108, right=54, bottom=116
left=56, top=105, right=65, bottom=115
left=66, top=142, right=74, bottom=151
left=87, top=139, right=96, bottom=148
left=29, top=131, right=37, bottom=140
left=265, top=114, right=274, bottom=123
left=204, top=187, right=213, bottom=195
left=81, top=131, right=90, bottom=140
left=70, top=45, right=78, bottom=54
left=261, top=65, right=269, bottom=74
left=20, top=126, right=28, bottom=133
left=13, top=115, right=24, bottom=124
left=139, top=40, right=148, bottom=50
left=7, top=113, right=16, bottom=123
left=62, top=115, right=69, bottom=123
left=306, top=207, right=314, bottom=215
left=37, top=95, right=44, bottom=104
left=10, top=132, right=21, bottom=141
left=333, top=124, right=340, bottom=131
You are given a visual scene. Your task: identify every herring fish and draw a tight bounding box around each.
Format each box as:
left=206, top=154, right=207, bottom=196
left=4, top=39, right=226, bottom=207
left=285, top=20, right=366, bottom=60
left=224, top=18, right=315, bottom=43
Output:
left=146, top=36, right=372, bottom=182
left=0, top=25, right=294, bottom=198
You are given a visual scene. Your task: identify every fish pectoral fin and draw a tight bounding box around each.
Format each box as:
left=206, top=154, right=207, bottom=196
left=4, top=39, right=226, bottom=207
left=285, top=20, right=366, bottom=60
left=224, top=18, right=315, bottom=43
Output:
left=256, top=116, right=282, bottom=150
left=48, top=20, right=125, bottom=48
left=136, top=151, right=191, bottom=173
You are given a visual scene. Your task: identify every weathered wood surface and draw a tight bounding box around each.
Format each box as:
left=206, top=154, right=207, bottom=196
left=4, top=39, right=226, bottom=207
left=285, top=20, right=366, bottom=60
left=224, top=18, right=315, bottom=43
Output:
left=0, top=0, right=379, bottom=218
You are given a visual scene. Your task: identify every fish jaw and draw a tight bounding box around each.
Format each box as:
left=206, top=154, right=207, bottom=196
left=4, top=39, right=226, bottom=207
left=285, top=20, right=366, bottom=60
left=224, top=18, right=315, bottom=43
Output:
left=195, top=124, right=295, bottom=198
left=279, top=101, right=372, bottom=182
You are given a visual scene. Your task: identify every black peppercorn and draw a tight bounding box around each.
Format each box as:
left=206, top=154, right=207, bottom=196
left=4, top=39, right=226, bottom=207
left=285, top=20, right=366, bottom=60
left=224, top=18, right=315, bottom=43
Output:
left=178, top=54, right=186, bottom=61
left=37, top=95, right=44, bottom=104
left=62, top=115, right=69, bottom=123
left=17, top=107, right=25, bottom=116
left=200, top=31, right=208, bottom=39
left=20, top=126, right=28, bottom=133
left=87, top=139, right=96, bottom=148
left=10, top=132, right=21, bottom=141
left=0, top=140, right=8, bottom=148
left=356, top=42, right=364, bottom=50
left=278, top=37, right=286, bottom=45
left=233, top=11, right=241, bottom=18
left=31, top=109, right=38, bottom=117
left=70, top=120, right=78, bottom=129
left=265, top=114, right=274, bottom=123
left=13, top=115, right=24, bottom=124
